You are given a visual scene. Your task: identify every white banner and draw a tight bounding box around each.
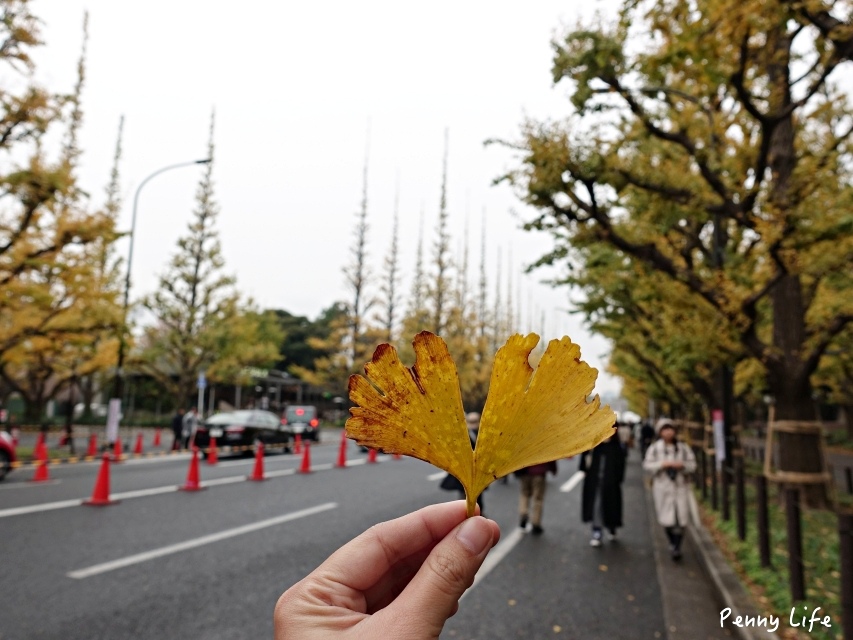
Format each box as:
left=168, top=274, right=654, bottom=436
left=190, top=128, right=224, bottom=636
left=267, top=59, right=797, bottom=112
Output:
left=712, top=409, right=726, bottom=469
left=106, top=399, right=121, bottom=443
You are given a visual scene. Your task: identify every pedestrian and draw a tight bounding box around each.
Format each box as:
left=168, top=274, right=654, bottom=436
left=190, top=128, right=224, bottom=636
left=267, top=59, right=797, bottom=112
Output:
left=275, top=501, right=499, bottom=639
left=182, top=408, right=199, bottom=450
left=643, top=419, right=697, bottom=560
left=517, top=459, right=558, bottom=535
left=639, top=420, right=655, bottom=459
left=616, top=420, right=634, bottom=455
left=171, top=408, right=186, bottom=451
left=439, top=412, right=485, bottom=514
left=580, top=431, right=626, bottom=547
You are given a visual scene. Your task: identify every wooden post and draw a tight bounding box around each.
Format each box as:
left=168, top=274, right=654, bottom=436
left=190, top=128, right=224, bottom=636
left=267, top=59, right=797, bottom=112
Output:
left=839, top=512, right=853, bottom=640
left=735, top=455, right=746, bottom=540
left=722, top=464, right=731, bottom=521
left=785, top=488, right=806, bottom=602
left=756, top=475, right=771, bottom=567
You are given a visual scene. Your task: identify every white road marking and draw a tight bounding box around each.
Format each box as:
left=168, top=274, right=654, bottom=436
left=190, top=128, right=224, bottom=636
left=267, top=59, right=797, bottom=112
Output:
left=0, top=456, right=376, bottom=518
left=462, top=527, right=526, bottom=601
left=264, top=468, right=295, bottom=479
left=560, top=470, right=585, bottom=493
left=461, top=468, right=585, bottom=600
left=0, top=498, right=82, bottom=518
left=67, top=502, right=338, bottom=579
left=0, top=479, right=62, bottom=490
left=427, top=471, right=446, bottom=481
left=113, top=486, right=177, bottom=500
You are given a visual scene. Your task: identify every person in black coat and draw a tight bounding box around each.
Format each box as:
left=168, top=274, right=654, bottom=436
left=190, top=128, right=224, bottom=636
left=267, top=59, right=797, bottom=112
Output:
left=171, top=408, right=186, bottom=451
left=580, top=432, right=626, bottom=547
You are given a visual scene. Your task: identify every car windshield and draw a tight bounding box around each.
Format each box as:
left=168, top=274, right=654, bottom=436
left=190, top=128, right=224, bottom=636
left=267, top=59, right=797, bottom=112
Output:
left=286, top=406, right=316, bottom=421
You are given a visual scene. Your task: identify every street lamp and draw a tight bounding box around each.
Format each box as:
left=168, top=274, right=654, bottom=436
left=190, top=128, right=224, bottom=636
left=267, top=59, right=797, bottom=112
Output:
left=108, top=158, right=211, bottom=442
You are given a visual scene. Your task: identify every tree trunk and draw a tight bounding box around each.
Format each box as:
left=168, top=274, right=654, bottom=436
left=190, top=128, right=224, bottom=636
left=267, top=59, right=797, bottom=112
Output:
left=81, top=374, right=96, bottom=420
left=766, top=290, right=829, bottom=507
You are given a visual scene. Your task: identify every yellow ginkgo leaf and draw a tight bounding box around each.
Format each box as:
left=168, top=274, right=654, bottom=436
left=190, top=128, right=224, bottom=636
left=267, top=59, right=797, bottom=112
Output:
left=346, top=331, right=616, bottom=516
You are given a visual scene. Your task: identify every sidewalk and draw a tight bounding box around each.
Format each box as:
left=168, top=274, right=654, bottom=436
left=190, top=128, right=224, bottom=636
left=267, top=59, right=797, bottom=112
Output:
left=442, top=451, right=743, bottom=639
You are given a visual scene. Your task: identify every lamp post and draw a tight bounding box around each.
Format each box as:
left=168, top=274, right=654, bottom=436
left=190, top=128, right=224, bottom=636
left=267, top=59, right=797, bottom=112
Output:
left=107, top=159, right=211, bottom=442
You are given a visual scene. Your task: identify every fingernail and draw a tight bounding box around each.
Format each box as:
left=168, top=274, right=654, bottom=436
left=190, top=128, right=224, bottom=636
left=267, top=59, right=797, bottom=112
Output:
left=456, top=517, right=491, bottom=555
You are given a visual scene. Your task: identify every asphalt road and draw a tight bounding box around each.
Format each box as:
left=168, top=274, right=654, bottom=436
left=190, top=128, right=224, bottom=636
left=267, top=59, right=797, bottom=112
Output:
left=1, top=435, right=671, bottom=640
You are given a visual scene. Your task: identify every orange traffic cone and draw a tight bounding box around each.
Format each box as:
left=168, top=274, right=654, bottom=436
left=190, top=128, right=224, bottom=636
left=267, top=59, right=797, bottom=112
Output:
left=31, top=458, right=50, bottom=482
left=367, top=448, right=378, bottom=464
left=335, top=431, right=347, bottom=468
left=179, top=447, right=205, bottom=491
left=294, top=434, right=302, bottom=455
left=153, top=427, right=162, bottom=447
left=83, top=454, right=120, bottom=506
left=133, top=433, right=144, bottom=455
left=206, top=437, right=218, bottom=465
left=35, top=433, right=47, bottom=461
left=248, top=442, right=266, bottom=481
left=112, top=437, right=123, bottom=463
left=86, top=433, right=98, bottom=457
left=298, top=441, right=311, bottom=474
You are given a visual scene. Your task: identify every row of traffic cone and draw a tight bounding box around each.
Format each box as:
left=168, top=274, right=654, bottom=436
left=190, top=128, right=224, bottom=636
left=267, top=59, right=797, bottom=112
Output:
left=72, top=431, right=398, bottom=505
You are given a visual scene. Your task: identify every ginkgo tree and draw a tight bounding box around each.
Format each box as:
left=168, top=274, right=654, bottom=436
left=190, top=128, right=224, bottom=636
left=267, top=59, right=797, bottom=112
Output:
left=497, top=0, right=853, bottom=497
left=0, top=5, right=122, bottom=420
left=134, top=113, right=279, bottom=408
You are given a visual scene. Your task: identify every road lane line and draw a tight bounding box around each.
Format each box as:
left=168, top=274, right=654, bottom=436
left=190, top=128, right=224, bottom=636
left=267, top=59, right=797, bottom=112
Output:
left=0, top=456, right=383, bottom=518
left=0, top=479, right=62, bottom=490
left=112, top=486, right=177, bottom=500
left=67, top=502, right=338, bottom=579
left=461, top=469, right=585, bottom=600
left=559, top=470, right=585, bottom=493
left=461, top=527, right=526, bottom=601
left=427, top=471, right=445, bottom=481
left=0, top=498, right=82, bottom=518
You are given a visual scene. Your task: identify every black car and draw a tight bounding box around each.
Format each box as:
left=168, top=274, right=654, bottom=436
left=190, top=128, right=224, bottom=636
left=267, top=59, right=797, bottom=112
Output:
left=282, top=405, right=320, bottom=442
left=194, top=410, right=291, bottom=454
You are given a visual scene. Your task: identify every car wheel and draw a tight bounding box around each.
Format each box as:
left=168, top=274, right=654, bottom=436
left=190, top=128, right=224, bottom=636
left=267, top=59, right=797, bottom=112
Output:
left=0, top=450, right=10, bottom=481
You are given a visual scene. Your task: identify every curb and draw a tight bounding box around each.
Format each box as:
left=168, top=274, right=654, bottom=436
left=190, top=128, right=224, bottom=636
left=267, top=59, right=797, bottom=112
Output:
left=687, top=492, right=780, bottom=640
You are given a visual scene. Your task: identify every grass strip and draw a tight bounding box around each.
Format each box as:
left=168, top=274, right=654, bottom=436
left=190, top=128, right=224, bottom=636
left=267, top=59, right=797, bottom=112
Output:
left=697, top=477, right=843, bottom=639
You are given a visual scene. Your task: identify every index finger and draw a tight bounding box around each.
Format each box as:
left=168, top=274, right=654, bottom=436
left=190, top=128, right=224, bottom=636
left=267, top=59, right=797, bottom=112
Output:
left=316, top=501, right=471, bottom=592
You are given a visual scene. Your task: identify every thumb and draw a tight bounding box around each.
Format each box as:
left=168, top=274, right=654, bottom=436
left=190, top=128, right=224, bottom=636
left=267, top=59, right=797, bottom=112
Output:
left=385, top=516, right=498, bottom=637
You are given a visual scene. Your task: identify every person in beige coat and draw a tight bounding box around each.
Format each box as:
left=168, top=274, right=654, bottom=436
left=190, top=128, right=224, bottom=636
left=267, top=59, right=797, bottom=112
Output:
left=643, top=419, right=696, bottom=560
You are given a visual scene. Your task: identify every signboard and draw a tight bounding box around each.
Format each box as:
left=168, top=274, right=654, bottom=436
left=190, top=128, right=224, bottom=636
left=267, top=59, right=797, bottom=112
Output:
left=197, top=371, right=207, bottom=390
left=712, top=409, right=726, bottom=469
left=106, top=398, right=121, bottom=444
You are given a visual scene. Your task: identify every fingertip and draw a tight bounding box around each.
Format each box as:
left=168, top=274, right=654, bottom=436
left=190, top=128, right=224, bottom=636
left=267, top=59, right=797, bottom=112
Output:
left=456, top=516, right=495, bottom=555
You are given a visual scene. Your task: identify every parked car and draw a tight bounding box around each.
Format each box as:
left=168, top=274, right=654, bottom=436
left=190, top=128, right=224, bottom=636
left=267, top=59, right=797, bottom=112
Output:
left=193, top=410, right=291, bottom=454
left=282, top=405, right=320, bottom=442
left=0, top=430, right=17, bottom=481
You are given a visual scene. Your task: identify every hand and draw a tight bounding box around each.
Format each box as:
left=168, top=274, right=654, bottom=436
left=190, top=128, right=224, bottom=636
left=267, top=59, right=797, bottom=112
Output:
left=274, top=501, right=501, bottom=640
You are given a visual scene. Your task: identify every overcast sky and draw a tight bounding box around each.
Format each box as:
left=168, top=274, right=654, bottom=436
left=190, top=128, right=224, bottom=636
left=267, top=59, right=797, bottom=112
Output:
left=30, top=0, right=622, bottom=395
